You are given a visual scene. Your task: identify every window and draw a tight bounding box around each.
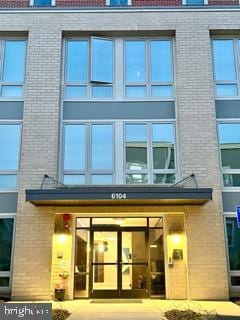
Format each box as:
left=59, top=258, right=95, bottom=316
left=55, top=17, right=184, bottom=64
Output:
left=108, top=0, right=130, bottom=6
left=0, top=124, right=21, bottom=189
left=64, top=38, right=174, bottom=100
left=65, top=38, right=114, bottom=100
left=31, top=0, right=53, bottom=6
left=218, top=123, right=240, bottom=188
left=63, top=123, right=114, bottom=185
left=212, top=39, right=240, bottom=98
left=0, top=218, right=14, bottom=291
left=183, top=0, right=205, bottom=5
left=226, top=217, right=240, bottom=271
left=125, top=123, right=176, bottom=184
left=125, top=40, right=173, bottom=99
left=62, top=122, right=176, bottom=185
left=0, top=40, right=26, bottom=98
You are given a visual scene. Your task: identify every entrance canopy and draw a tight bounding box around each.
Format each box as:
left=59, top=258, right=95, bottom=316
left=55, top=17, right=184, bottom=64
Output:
left=26, top=186, right=212, bottom=206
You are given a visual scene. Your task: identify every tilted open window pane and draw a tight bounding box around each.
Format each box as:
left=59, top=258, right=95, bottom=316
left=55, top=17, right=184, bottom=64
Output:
left=91, top=124, right=113, bottom=170
left=152, top=124, right=175, bottom=170
left=0, top=219, right=14, bottom=272
left=3, top=41, right=26, bottom=82
left=64, top=125, right=86, bottom=170
left=125, top=41, right=146, bottom=83
left=213, top=40, right=236, bottom=81
left=126, top=124, right=147, bottom=170
left=66, top=41, right=88, bottom=83
left=91, top=38, right=113, bottom=83
left=151, top=41, right=172, bottom=82
left=0, top=125, right=21, bottom=170
left=219, top=123, right=240, bottom=170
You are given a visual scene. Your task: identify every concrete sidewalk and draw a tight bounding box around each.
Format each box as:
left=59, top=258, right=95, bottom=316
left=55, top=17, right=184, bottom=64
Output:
left=51, top=299, right=240, bottom=320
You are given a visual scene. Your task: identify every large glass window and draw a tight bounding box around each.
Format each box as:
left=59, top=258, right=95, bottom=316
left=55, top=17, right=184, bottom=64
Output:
left=212, top=39, right=240, bottom=97
left=33, top=0, right=52, bottom=6
left=125, top=123, right=176, bottom=184
left=0, top=40, right=26, bottom=98
left=62, top=122, right=176, bottom=186
left=125, top=40, right=173, bottom=99
left=0, top=124, right=21, bottom=189
left=64, top=38, right=174, bottom=101
left=226, top=218, right=240, bottom=271
left=109, top=0, right=129, bottom=5
left=0, top=218, right=14, bottom=289
left=63, top=123, right=114, bottom=185
left=65, top=38, right=113, bottom=100
left=218, top=123, right=240, bottom=187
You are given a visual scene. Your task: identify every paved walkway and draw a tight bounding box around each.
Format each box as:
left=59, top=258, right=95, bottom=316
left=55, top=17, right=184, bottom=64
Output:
left=51, top=299, right=240, bottom=320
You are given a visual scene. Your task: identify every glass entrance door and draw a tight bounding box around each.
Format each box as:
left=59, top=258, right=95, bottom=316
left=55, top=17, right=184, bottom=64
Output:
left=91, top=228, right=148, bottom=298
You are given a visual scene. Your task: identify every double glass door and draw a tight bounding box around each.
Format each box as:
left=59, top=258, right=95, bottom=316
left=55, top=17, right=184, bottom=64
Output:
left=74, top=218, right=165, bottom=299
left=91, top=227, right=148, bottom=298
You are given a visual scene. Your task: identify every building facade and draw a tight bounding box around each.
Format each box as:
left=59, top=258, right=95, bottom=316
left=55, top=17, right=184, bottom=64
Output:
left=0, top=0, right=240, bottom=301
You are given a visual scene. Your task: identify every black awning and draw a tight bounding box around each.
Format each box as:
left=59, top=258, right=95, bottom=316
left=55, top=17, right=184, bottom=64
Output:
left=26, top=186, right=212, bottom=206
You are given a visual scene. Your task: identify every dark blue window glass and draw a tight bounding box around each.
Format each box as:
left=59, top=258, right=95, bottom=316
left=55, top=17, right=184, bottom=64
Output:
left=186, top=0, right=204, bottom=4
left=110, top=0, right=128, bottom=6
left=0, top=219, right=14, bottom=272
left=34, top=0, right=52, bottom=6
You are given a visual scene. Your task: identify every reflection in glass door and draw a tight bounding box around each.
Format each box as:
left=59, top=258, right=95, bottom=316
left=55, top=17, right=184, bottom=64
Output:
left=91, top=228, right=148, bottom=298
left=92, top=231, right=118, bottom=291
left=121, top=231, right=148, bottom=293
left=74, top=229, right=90, bottom=298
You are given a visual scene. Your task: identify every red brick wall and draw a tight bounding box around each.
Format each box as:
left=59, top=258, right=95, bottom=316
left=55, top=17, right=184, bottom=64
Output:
left=133, top=0, right=182, bottom=5
left=0, top=0, right=28, bottom=7
left=208, top=0, right=238, bottom=4
left=56, top=0, right=105, bottom=6
left=0, top=0, right=238, bottom=8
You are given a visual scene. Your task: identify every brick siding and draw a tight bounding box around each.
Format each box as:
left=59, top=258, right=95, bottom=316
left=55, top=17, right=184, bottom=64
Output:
left=0, top=0, right=238, bottom=8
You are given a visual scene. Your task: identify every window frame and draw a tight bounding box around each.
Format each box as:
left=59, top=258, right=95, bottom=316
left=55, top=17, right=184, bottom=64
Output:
left=0, top=38, right=27, bottom=101
left=61, top=120, right=177, bottom=186
left=182, top=0, right=207, bottom=5
left=124, top=121, right=177, bottom=184
left=217, top=121, right=240, bottom=190
left=212, top=37, right=240, bottom=100
left=30, top=0, right=55, bottom=6
left=62, top=121, right=115, bottom=185
left=224, top=213, right=240, bottom=292
left=124, top=38, right=174, bottom=100
left=63, top=37, right=175, bottom=102
left=106, top=0, right=132, bottom=5
left=0, top=121, right=22, bottom=192
left=0, top=214, right=16, bottom=293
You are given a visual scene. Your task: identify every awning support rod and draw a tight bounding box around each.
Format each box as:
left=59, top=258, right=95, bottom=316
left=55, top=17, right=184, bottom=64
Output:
left=170, top=173, right=198, bottom=189
left=40, top=174, right=68, bottom=189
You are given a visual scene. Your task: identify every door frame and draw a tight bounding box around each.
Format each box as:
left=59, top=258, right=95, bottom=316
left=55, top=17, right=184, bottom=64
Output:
left=89, top=225, right=149, bottom=298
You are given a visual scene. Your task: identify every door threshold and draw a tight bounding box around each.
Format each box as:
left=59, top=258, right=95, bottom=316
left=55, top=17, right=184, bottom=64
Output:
left=90, top=299, right=143, bottom=303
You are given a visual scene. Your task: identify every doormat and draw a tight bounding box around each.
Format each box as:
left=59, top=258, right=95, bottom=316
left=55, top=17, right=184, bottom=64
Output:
left=90, top=300, right=143, bottom=303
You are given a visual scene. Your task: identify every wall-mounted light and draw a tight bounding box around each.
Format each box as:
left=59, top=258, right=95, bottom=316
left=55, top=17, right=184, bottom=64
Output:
left=171, top=233, right=181, bottom=244
left=57, top=234, right=67, bottom=244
